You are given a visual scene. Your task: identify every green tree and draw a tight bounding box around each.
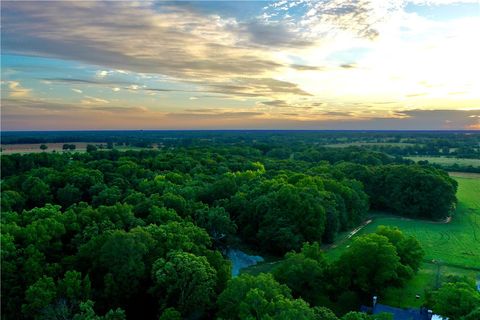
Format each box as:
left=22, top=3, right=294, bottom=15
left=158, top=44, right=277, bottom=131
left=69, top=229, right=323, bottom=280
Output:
left=63, top=144, right=76, bottom=151
left=1, top=233, right=22, bottom=318
left=77, top=228, right=154, bottom=305
left=341, top=312, right=369, bottom=320
left=86, top=144, right=98, bottom=153
left=144, top=221, right=211, bottom=257
left=40, top=144, right=48, bottom=151
left=194, top=206, right=237, bottom=243
left=58, top=270, right=91, bottom=303
left=92, top=186, right=122, bottom=207
left=229, top=176, right=329, bottom=254
left=72, top=300, right=126, bottom=320
left=432, top=281, right=480, bottom=320
left=151, top=251, right=217, bottom=315
left=21, top=205, right=66, bottom=255
left=335, top=233, right=402, bottom=296
left=1, top=190, right=25, bottom=212
left=376, top=226, right=424, bottom=273
left=22, top=176, right=52, bottom=207
left=217, top=273, right=318, bottom=320
left=273, top=242, right=328, bottom=304
left=161, top=192, right=188, bottom=217
left=462, top=307, right=480, bottom=320
left=313, top=306, right=339, bottom=320
left=57, top=184, right=82, bottom=208
left=22, top=276, right=57, bottom=318
left=159, top=307, right=182, bottom=320
left=146, top=206, right=181, bottom=225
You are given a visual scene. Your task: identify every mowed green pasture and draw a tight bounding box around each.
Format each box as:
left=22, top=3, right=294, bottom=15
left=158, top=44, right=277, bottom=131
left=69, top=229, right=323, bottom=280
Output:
left=246, top=173, right=480, bottom=278
left=324, top=142, right=417, bottom=148
left=326, top=176, right=480, bottom=308
left=326, top=176, right=480, bottom=269
left=243, top=176, right=480, bottom=307
left=245, top=176, right=480, bottom=270
left=382, top=262, right=478, bottom=308
left=406, top=156, right=480, bottom=168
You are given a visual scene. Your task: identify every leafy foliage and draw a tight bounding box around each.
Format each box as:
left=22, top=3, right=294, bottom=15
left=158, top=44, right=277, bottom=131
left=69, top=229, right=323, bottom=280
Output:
left=1, top=139, right=447, bottom=319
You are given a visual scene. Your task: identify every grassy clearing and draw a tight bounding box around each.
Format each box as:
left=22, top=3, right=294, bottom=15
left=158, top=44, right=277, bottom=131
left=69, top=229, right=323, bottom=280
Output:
left=324, top=142, right=417, bottom=148
left=242, top=177, right=480, bottom=308
left=0, top=142, right=95, bottom=154
left=0, top=143, right=159, bottom=154
left=449, top=171, right=480, bottom=179
left=325, top=177, right=480, bottom=269
left=406, top=156, right=480, bottom=167
left=325, top=176, right=480, bottom=308
left=382, top=262, right=479, bottom=308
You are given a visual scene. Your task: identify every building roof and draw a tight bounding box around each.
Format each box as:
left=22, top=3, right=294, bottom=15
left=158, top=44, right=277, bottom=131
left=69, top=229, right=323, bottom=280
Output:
left=373, top=304, right=431, bottom=320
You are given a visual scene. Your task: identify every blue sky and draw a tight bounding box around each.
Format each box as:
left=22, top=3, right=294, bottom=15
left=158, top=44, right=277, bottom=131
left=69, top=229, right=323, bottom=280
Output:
left=1, top=0, right=479, bottom=130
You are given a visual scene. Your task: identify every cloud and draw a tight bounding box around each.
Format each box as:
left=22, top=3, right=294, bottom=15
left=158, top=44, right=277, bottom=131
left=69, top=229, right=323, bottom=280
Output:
left=205, top=78, right=312, bottom=97
left=2, top=81, right=31, bottom=98
left=405, top=92, right=428, bottom=97
left=340, top=63, right=357, bottom=69
left=3, top=96, right=478, bottom=130
left=168, top=110, right=264, bottom=120
left=408, top=1, right=478, bottom=4
left=392, top=109, right=480, bottom=129
left=236, top=20, right=313, bottom=48
left=0, top=98, right=265, bottom=130
left=96, top=70, right=110, bottom=79
left=1, top=98, right=144, bottom=115
left=264, top=0, right=403, bottom=41
left=1, top=1, right=307, bottom=100
left=41, top=77, right=141, bottom=93
left=146, top=78, right=312, bottom=98
left=261, top=100, right=290, bottom=107
left=289, top=64, right=324, bottom=71
left=42, top=77, right=135, bottom=86
left=88, top=106, right=148, bottom=113
left=145, top=88, right=178, bottom=92
left=2, top=0, right=478, bottom=130
left=80, top=96, right=110, bottom=105
left=319, top=111, right=355, bottom=117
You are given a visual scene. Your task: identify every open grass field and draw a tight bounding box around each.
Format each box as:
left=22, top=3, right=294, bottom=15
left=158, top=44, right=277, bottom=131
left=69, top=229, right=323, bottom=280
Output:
left=381, top=262, right=479, bottom=308
left=406, top=156, right=480, bottom=167
left=0, top=142, right=96, bottom=154
left=243, top=175, right=480, bottom=308
left=325, top=175, right=480, bottom=308
left=324, top=142, right=418, bottom=148
left=0, top=143, right=159, bottom=154
left=325, top=176, right=480, bottom=268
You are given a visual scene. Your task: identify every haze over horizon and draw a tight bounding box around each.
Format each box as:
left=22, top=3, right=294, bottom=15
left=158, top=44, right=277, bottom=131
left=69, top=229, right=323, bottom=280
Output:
left=1, top=0, right=479, bottom=131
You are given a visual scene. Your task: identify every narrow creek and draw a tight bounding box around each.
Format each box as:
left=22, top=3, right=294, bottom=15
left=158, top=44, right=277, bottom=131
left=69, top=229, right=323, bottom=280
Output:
left=226, top=248, right=264, bottom=276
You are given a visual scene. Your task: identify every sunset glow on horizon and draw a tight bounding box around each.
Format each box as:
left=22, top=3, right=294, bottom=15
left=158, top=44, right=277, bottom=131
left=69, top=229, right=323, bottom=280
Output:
left=1, top=0, right=479, bottom=130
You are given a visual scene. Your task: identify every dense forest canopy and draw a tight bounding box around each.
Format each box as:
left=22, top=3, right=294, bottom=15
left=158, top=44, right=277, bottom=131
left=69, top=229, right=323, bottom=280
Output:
left=0, top=134, right=466, bottom=319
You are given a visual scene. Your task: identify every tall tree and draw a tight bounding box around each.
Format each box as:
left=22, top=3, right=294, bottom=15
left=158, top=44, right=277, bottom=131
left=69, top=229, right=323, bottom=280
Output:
left=151, top=251, right=217, bottom=316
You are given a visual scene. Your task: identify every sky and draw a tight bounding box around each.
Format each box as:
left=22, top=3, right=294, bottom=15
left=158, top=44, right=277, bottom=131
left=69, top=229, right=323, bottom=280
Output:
left=1, top=0, right=479, bottom=130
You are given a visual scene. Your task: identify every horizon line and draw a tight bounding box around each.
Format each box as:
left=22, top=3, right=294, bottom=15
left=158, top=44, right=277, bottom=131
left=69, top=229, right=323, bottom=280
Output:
left=2, top=129, right=479, bottom=134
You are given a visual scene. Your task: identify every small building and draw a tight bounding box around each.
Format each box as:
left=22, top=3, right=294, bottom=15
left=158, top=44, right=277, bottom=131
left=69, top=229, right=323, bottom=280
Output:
left=360, top=296, right=439, bottom=320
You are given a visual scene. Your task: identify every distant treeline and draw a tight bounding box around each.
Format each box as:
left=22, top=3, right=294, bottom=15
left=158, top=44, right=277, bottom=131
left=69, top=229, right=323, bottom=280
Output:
left=3, top=130, right=478, bottom=162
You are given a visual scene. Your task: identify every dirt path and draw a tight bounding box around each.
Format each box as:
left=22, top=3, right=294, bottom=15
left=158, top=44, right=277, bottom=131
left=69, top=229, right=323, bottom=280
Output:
left=323, top=219, right=373, bottom=250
